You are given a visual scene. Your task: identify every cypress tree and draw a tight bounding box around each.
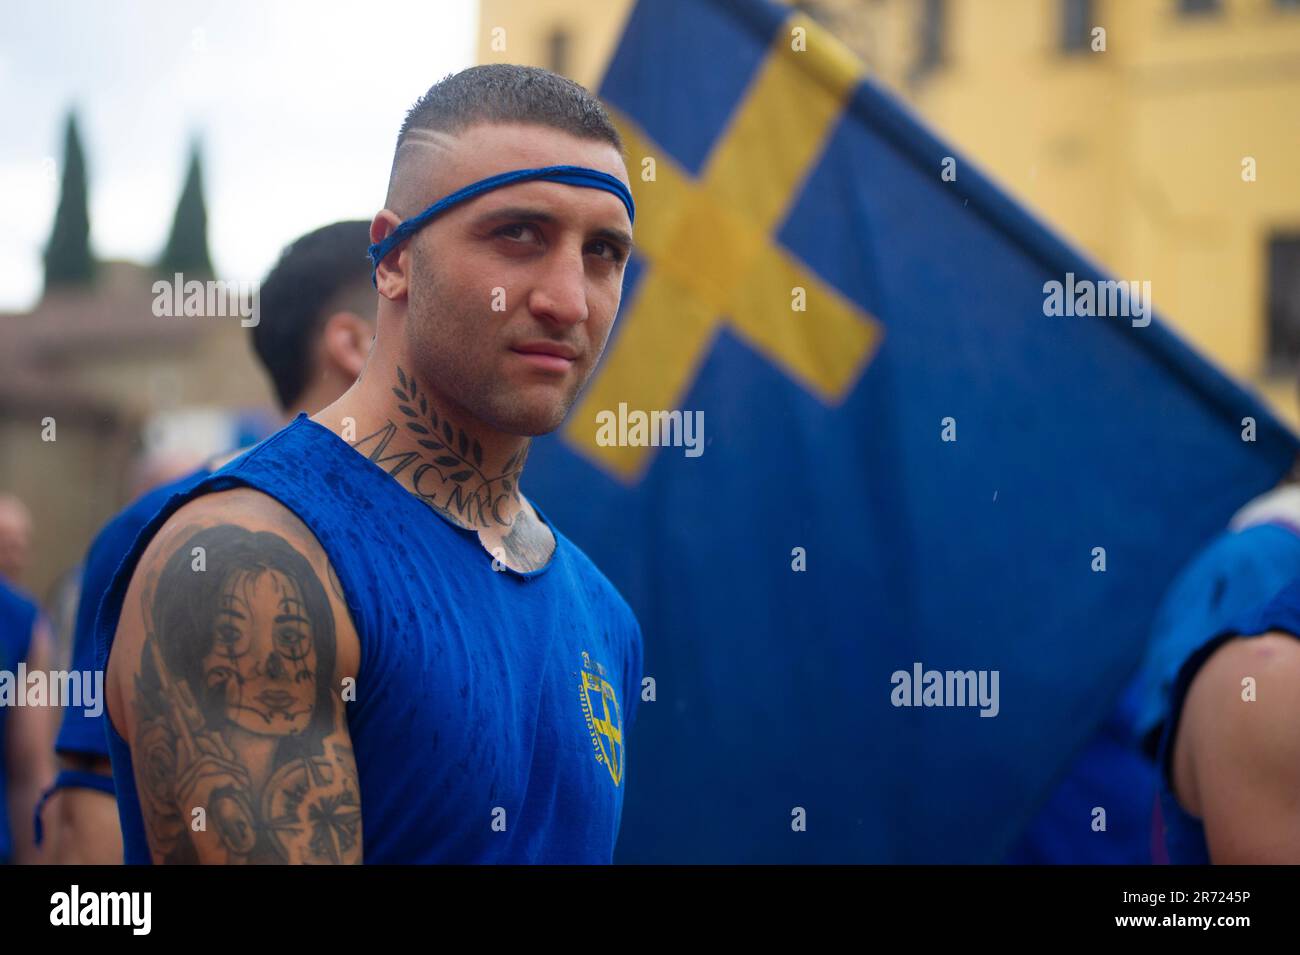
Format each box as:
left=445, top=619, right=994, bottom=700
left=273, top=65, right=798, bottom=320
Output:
left=43, top=111, right=95, bottom=290
left=158, top=141, right=214, bottom=276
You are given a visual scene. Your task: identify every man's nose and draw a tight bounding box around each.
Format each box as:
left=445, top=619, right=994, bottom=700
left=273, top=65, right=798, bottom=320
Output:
left=528, top=244, right=589, bottom=327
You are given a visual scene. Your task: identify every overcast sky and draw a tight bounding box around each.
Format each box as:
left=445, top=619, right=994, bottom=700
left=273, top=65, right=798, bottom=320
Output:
left=0, top=1, right=479, bottom=310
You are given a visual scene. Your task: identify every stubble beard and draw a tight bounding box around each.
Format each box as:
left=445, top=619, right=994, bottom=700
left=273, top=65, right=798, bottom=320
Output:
left=405, top=253, right=591, bottom=438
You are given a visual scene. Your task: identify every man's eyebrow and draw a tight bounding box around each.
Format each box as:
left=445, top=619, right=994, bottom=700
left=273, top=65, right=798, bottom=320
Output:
left=591, top=224, right=634, bottom=252
left=472, top=206, right=633, bottom=250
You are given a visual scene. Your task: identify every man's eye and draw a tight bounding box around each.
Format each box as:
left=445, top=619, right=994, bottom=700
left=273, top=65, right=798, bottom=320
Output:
left=588, top=240, right=625, bottom=263
left=495, top=224, right=538, bottom=242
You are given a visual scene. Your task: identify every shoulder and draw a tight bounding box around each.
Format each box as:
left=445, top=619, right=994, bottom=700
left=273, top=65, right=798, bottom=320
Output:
left=554, top=529, right=638, bottom=631
left=135, top=485, right=314, bottom=553
left=105, top=486, right=359, bottom=737
left=0, top=577, right=40, bottom=659
left=1180, top=632, right=1300, bottom=760
left=1160, top=524, right=1300, bottom=615
left=1173, top=632, right=1300, bottom=854
left=85, top=469, right=210, bottom=579
left=0, top=577, right=39, bottom=636
left=1136, top=528, right=1300, bottom=740
left=0, top=576, right=37, bottom=617
left=1179, top=524, right=1300, bottom=588
left=114, top=487, right=319, bottom=599
left=542, top=520, right=641, bottom=664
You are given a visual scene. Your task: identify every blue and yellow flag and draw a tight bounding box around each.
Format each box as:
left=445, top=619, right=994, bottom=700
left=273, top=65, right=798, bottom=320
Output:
left=524, top=0, right=1298, bottom=861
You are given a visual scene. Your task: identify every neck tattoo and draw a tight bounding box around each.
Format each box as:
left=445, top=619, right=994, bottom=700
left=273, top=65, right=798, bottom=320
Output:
left=349, top=367, right=530, bottom=533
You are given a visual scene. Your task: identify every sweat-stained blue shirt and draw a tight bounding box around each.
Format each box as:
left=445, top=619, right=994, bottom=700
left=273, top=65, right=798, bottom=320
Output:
left=97, top=414, right=643, bottom=863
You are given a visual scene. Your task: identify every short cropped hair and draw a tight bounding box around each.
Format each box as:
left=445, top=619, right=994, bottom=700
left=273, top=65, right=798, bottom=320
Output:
left=253, top=220, right=373, bottom=410
left=388, top=64, right=624, bottom=198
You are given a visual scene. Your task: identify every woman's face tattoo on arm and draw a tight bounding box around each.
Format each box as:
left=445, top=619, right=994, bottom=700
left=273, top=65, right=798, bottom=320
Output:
left=132, top=522, right=358, bottom=863
left=203, top=567, right=319, bottom=736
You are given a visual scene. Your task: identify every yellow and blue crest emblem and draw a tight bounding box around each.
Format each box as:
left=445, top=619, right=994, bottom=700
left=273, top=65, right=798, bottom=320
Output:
left=579, top=650, right=624, bottom=786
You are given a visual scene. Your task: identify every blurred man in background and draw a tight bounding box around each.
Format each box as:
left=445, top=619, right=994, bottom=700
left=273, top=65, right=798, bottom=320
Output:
left=0, top=493, right=56, bottom=863
left=37, top=219, right=376, bottom=864
left=1009, top=424, right=1300, bottom=865
left=1159, top=576, right=1300, bottom=863
left=1134, top=454, right=1300, bottom=863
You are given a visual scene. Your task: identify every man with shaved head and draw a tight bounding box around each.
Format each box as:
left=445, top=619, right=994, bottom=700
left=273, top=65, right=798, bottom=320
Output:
left=100, top=65, right=643, bottom=864
left=0, top=494, right=54, bottom=863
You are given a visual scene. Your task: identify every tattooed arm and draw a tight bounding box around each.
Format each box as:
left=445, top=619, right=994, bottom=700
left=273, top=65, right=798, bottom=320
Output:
left=105, top=489, right=362, bottom=864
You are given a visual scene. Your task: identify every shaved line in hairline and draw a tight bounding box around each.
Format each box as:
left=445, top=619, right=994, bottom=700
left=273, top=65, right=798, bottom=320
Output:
left=384, top=127, right=461, bottom=218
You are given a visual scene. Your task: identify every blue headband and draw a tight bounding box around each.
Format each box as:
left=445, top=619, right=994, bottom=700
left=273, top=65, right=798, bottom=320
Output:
left=368, top=164, right=635, bottom=286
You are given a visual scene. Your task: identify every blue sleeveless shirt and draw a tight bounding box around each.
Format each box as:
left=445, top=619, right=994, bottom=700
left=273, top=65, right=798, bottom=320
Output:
left=97, top=414, right=643, bottom=864
left=1156, top=574, right=1300, bottom=863
left=0, top=578, right=39, bottom=862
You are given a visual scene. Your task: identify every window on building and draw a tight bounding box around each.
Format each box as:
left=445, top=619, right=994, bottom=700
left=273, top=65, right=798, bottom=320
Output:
left=1277, top=0, right=1300, bottom=10
left=1061, top=0, right=1093, bottom=52
left=916, top=0, right=946, bottom=75
left=547, top=26, right=570, bottom=77
left=1266, top=234, right=1300, bottom=375
left=1178, top=0, right=1221, bottom=15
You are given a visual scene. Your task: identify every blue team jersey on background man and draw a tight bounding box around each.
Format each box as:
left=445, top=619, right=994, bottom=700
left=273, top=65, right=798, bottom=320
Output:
left=1006, top=511, right=1300, bottom=864
left=97, top=414, right=643, bottom=864
left=1132, top=521, right=1300, bottom=752
left=0, top=578, right=39, bottom=862
left=1124, top=519, right=1300, bottom=864
left=56, top=467, right=213, bottom=760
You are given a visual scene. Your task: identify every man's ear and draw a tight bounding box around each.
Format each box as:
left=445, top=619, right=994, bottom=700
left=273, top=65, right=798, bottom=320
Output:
left=321, top=312, right=375, bottom=380
left=371, top=210, right=408, bottom=300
